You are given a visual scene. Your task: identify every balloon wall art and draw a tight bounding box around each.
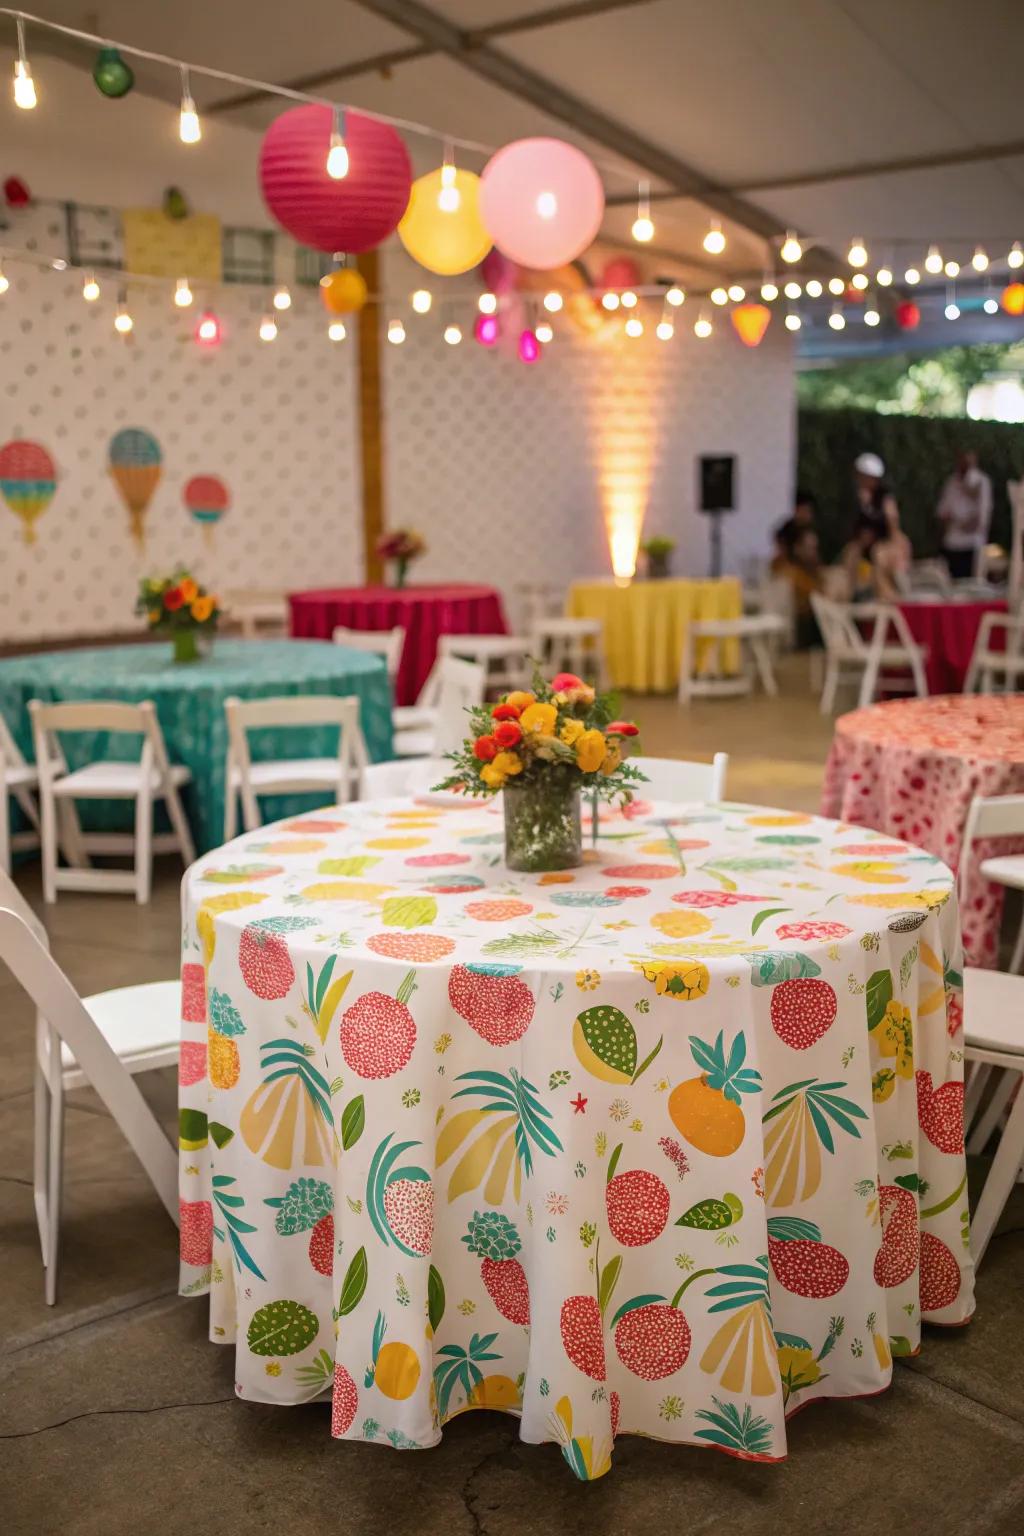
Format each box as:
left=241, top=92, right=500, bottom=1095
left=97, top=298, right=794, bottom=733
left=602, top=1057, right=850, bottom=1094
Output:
left=109, top=428, right=162, bottom=548
left=0, top=439, right=56, bottom=543
left=185, top=474, right=230, bottom=546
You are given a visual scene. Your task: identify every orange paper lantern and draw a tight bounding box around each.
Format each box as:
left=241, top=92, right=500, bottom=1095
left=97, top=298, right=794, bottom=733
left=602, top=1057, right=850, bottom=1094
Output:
left=1002, top=282, right=1024, bottom=316
left=731, top=303, right=772, bottom=348
left=320, top=268, right=368, bottom=314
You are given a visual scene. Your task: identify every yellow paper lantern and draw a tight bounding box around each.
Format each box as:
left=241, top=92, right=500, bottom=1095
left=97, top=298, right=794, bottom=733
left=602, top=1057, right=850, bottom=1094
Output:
left=320, top=268, right=368, bottom=314
left=731, top=302, right=772, bottom=347
left=1001, top=282, right=1024, bottom=317
left=397, top=167, right=492, bottom=276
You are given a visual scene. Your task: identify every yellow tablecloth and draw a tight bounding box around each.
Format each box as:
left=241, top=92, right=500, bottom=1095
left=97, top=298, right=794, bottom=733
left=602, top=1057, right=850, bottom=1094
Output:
left=567, top=577, right=742, bottom=692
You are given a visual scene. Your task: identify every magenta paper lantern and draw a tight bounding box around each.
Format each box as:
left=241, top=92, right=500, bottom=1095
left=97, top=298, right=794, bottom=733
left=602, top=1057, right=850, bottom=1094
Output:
left=474, top=313, right=500, bottom=347
left=479, top=247, right=518, bottom=294
left=518, top=328, right=541, bottom=363
left=259, top=105, right=412, bottom=253
left=480, top=138, right=604, bottom=270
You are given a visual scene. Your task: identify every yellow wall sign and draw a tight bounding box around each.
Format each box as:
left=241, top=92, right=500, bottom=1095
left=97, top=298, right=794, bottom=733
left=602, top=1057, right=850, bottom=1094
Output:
left=122, top=210, right=223, bottom=280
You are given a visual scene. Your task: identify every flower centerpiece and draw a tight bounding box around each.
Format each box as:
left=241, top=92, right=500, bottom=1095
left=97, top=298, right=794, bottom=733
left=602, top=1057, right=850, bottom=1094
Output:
left=641, top=534, right=676, bottom=579
left=137, top=569, right=220, bottom=663
left=376, top=528, right=425, bottom=589
left=437, top=669, right=644, bottom=871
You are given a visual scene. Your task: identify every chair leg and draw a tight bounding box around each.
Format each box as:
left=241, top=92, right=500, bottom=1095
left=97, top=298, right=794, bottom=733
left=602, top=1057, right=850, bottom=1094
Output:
left=56, top=797, right=90, bottom=868
left=910, top=650, right=929, bottom=698
left=0, top=785, right=9, bottom=876
left=1009, top=911, right=1024, bottom=975
left=677, top=628, right=693, bottom=705
left=241, top=784, right=262, bottom=833
left=33, top=1042, right=50, bottom=1267
left=751, top=637, right=777, bottom=697
left=134, top=789, right=153, bottom=905
left=964, top=1061, right=992, bottom=1134
left=223, top=780, right=237, bottom=843
left=164, top=786, right=196, bottom=868
left=970, top=1069, right=1024, bottom=1267
left=44, top=1068, right=64, bottom=1306
left=967, top=1068, right=1018, bottom=1155
left=858, top=654, right=881, bottom=708
left=820, top=658, right=839, bottom=714
left=40, top=786, right=58, bottom=904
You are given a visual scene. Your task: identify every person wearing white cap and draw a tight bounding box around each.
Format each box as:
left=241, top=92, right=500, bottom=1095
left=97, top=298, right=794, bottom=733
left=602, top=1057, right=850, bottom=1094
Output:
left=850, top=451, right=912, bottom=599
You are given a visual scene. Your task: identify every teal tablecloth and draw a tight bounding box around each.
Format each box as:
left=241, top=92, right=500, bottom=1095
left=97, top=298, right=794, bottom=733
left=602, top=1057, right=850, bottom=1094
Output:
left=0, top=640, right=393, bottom=852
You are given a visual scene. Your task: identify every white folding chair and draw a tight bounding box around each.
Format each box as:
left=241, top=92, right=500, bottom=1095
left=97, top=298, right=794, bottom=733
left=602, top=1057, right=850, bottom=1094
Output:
left=962, top=964, right=1024, bottom=1266
left=810, top=595, right=928, bottom=713
left=358, top=758, right=452, bottom=800
left=678, top=614, right=787, bottom=703
left=0, top=711, right=41, bottom=874
left=963, top=613, right=1024, bottom=695
left=30, top=700, right=195, bottom=905
left=628, top=753, right=729, bottom=803
left=437, top=634, right=531, bottom=693
left=530, top=617, right=607, bottom=690
left=959, top=792, right=1024, bottom=974
left=224, top=694, right=365, bottom=837
left=332, top=625, right=405, bottom=683
left=392, top=657, right=486, bottom=759
left=223, top=590, right=289, bottom=639
left=906, top=559, right=954, bottom=598
left=0, top=873, right=179, bottom=1305
left=515, top=580, right=564, bottom=636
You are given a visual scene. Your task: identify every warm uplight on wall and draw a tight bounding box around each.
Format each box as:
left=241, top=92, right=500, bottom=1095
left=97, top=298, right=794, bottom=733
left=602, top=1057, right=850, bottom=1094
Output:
left=606, top=490, right=645, bottom=582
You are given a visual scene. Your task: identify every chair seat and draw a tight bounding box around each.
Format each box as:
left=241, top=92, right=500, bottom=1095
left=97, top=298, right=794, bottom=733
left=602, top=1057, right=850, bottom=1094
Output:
left=979, top=854, right=1024, bottom=891
left=977, top=651, right=1024, bottom=671
left=693, top=615, right=787, bottom=639
left=441, top=636, right=528, bottom=659
left=392, top=729, right=437, bottom=758
left=230, top=757, right=346, bottom=791
left=831, top=643, right=927, bottom=664
left=62, top=979, right=181, bottom=1070
left=3, top=762, right=38, bottom=787
left=393, top=704, right=438, bottom=732
left=53, top=762, right=191, bottom=798
left=964, top=966, right=1024, bottom=1055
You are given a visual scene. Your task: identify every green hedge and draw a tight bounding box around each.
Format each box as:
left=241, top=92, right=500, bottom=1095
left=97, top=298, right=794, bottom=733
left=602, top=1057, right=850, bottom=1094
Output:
left=797, top=407, right=1024, bottom=560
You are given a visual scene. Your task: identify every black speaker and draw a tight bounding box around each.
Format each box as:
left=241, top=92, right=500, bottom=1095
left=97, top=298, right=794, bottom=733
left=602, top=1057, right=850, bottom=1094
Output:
left=698, top=454, right=735, bottom=513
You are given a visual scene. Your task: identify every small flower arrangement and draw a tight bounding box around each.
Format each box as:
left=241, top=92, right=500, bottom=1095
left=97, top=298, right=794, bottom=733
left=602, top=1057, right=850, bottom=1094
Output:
left=641, top=534, right=676, bottom=579
left=137, top=569, right=220, bottom=662
left=376, top=528, right=425, bottom=588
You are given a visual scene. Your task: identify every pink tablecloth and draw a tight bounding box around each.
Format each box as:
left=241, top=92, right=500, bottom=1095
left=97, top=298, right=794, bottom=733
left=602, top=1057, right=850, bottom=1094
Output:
left=289, top=584, right=508, bottom=705
left=822, top=694, right=1024, bottom=966
left=898, top=598, right=1006, bottom=694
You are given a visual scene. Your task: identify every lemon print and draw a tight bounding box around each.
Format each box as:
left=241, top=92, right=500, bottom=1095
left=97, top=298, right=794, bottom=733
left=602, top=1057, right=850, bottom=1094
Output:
left=366, top=836, right=431, bottom=850
left=300, top=880, right=393, bottom=902
left=374, top=1341, right=421, bottom=1400
left=469, top=1375, right=521, bottom=1410
left=830, top=861, right=907, bottom=885
left=851, top=889, right=950, bottom=911
left=745, top=813, right=811, bottom=827
left=247, top=838, right=325, bottom=855
left=653, top=939, right=765, bottom=958
left=650, top=910, right=713, bottom=939
left=196, top=891, right=268, bottom=965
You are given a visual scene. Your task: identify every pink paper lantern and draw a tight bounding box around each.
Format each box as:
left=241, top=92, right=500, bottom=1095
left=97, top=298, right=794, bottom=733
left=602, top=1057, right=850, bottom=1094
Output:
left=600, top=256, right=641, bottom=291
left=474, top=313, right=500, bottom=347
left=480, top=138, right=604, bottom=270
left=259, top=105, right=412, bottom=253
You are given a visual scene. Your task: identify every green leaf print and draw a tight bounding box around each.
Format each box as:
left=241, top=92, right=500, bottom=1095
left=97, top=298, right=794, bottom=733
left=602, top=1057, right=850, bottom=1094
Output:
left=337, top=1247, right=368, bottom=1316
left=694, top=1397, right=774, bottom=1456
left=865, top=969, right=894, bottom=1030
left=381, top=895, right=438, bottom=929
left=341, top=1095, right=366, bottom=1150
left=247, top=1299, right=319, bottom=1357
left=428, top=1265, right=446, bottom=1333
left=747, top=952, right=822, bottom=986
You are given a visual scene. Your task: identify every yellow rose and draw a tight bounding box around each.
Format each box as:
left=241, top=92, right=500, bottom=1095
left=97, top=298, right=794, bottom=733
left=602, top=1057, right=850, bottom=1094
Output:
left=599, top=743, right=622, bottom=776
left=148, top=607, right=161, bottom=624
left=560, top=718, right=585, bottom=746
left=191, top=596, right=214, bottom=622
left=480, top=762, right=507, bottom=789
left=520, top=702, right=557, bottom=735
left=575, top=728, right=607, bottom=773
left=179, top=578, right=198, bottom=603
left=491, top=750, right=523, bottom=777
left=505, top=691, right=535, bottom=712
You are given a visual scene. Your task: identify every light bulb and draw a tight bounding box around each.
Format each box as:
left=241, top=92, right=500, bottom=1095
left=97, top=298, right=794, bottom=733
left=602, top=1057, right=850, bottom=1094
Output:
left=972, top=247, right=989, bottom=272
left=945, top=301, right=960, bottom=320
left=703, top=221, right=726, bottom=255
left=601, top=291, right=620, bottom=311
left=478, top=292, right=497, bottom=315
left=411, top=289, right=432, bottom=314
left=273, top=286, right=291, bottom=311
left=535, top=320, right=554, bottom=343
left=259, top=316, right=278, bottom=342
left=665, top=286, right=685, bottom=306
left=864, top=308, right=880, bottom=326
left=114, top=307, right=133, bottom=334
left=728, top=284, right=746, bottom=302
left=944, top=259, right=960, bottom=278
left=51, top=258, right=68, bottom=272
left=848, top=238, right=867, bottom=267
left=785, top=312, right=802, bottom=331
left=655, top=319, right=673, bottom=340
left=828, top=277, right=845, bottom=295
left=328, top=320, right=346, bottom=341
left=632, top=214, right=654, bottom=243
left=82, top=273, right=100, bottom=302
left=387, top=320, right=406, bottom=345
left=0, top=267, right=9, bottom=295
left=174, top=277, right=193, bottom=308
left=876, top=267, right=893, bottom=286
left=624, top=316, right=643, bottom=337
left=179, top=67, right=200, bottom=144
left=438, top=156, right=460, bottom=213
left=694, top=315, right=713, bottom=338
left=828, top=310, right=846, bottom=330
left=543, top=290, right=563, bottom=313
left=13, top=17, right=36, bottom=109
left=621, top=290, right=638, bottom=308
left=196, top=310, right=220, bottom=344
left=925, top=245, right=943, bottom=274
left=784, top=280, right=801, bottom=300
left=851, top=272, right=869, bottom=290
left=711, top=287, right=728, bottom=306
left=536, top=191, right=557, bottom=219
left=761, top=281, right=779, bottom=301
left=781, top=232, right=803, bottom=263
left=904, top=266, right=921, bottom=285
left=327, top=109, right=349, bottom=179
left=804, top=278, right=823, bottom=298
left=444, top=323, right=462, bottom=345
left=1009, top=242, right=1024, bottom=270
left=984, top=296, right=999, bottom=315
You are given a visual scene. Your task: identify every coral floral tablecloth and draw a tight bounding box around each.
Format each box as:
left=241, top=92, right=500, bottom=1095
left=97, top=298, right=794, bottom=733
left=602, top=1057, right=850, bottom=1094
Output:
left=178, top=794, right=973, bottom=1478
left=289, top=584, right=508, bottom=706
left=822, top=694, right=1024, bottom=967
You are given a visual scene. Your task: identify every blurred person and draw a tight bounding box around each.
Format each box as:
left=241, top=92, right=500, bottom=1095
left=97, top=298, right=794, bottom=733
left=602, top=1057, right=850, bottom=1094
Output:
left=773, top=489, right=817, bottom=562
left=838, top=511, right=885, bottom=602
left=772, top=523, right=822, bottom=647
left=851, top=452, right=911, bottom=598
left=937, top=450, right=992, bottom=579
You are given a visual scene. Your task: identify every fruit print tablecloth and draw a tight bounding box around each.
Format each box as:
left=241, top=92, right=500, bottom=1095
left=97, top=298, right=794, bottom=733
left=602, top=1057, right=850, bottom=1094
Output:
left=178, top=794, right=974, bottom=1478
left=822, top=694, right=1024, bottom=968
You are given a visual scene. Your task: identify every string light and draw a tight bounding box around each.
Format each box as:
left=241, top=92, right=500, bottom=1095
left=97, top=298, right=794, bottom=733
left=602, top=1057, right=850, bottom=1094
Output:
left=945, top=299, right=960, bottom=320
left=780, top=232, right=803, bottom=263
left=784, top=280, right=801, bottom=300
left=876, top=267, right=893, bottom=286
left=621, top=290, right=638, bottom=308
left=543, top=291, right=563, bottom=313
left=1009, top=242, right=1024, bottom=270
left=535, top=319, right=554, bottom=343
left=828, top=308, right=846, bottom=330
left=665, top=286, right=685, bottom=306
left=631, top=181, right=654, bottom=243
left=804, top=278, right=823, bottom=298
left=82, top=272, right=100, bottom=302
left=784, top=311, right=801, bottom=331
left=174, top=277, right=193, bottom=307
left=196, top=309, right=220, bottom=344
left=114, top=291, right=133, bottom=333
left=536, top=191, right=557, bottom=220
left=273, top=286, right=291, bottom=311
left=178, top=65, right=200, bottom=143
left=851, top=272, right=869, bottom=290
left=601, top=291, right=620, bottom=311
left=847, top=237, right=867, bottom=267
left=727, top=284, right=745, bottom=302
left=411, top=288, right=432, bottom=314
left=694, top=312, right=713, bottom=338
left=983, top=296, right=999, bottom=315
left=13, top=17, right=36, bottom=109
left=710, top=287, right=728, bottom=306
left=703, top=220, right=726, bottom=255
left=327, top=108, right=349, bottom=179
left=624, top=315, right=643, bottom=337
left=972, top=246, right=989, bottom=272
left=655, top=318, right=673, bottom=340
left=439, top=143, right=460, bottom=213
left=944, top=259, right=960, bottom=278
left=328, top=320, right=346, bottom=340
left=904, top=266, right=921, bottom=285
left=259, top=315, right=278, bottom=341
left=444, top=322, right=463, bottom=345
left=478, top=292, right=497, bottom=314
left=864, top=307, right=880, bottom=326
left=0, top=264, right=9, bottom=296
left=925, top=245, right=943, bottom=274
left=828, top=277, right=845, bottom=295
left=387, top=319, right=406, bottom=345
left=761, top=280, right=779, bottom=301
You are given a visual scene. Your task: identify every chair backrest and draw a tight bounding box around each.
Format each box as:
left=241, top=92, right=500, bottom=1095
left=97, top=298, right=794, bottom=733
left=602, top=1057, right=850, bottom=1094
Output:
left=433, top=657, right=487, bottom=754
left=908, top=559, right=953, bottom=597
left=0, top=866, right=48, bottom=947
left=223, top=590, right=289, bottom=639
left=515, top=581, right=564, bottom=634
left=224, top=693, right=364, bottom=777
left=0, top=711, right=28, bottom=770
left=438, top=634, right=531, bottom=665
left=531, top=617, right=604, bottom=684
left=332, top=625, right=405, bottom=681
left=0, top=904, right=177, bottom=1221
left=358, top=757, right=451, bottom=800
left=810, top=594, right=866, bottom=656
left=960, top=792, right=1024, bottom=901
left=29, top=697, right=173, bottom=784
left=629, top=753, right=729, bottom=803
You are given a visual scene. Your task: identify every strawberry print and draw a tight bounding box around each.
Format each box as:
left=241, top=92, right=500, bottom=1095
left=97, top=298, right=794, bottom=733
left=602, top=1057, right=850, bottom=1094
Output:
left=916, top=1070, right=964, bottom=1154
left=770, top=978, right=837, bottom=1049
left=448, top=963, right=535, bottom=1046
left=340, top=971, right=417, bottom=1079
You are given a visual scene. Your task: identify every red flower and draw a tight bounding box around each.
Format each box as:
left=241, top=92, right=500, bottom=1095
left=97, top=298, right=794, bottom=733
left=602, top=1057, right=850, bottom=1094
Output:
left=473, top=735, right=498, bottom=761
left=493, top=720, right=522, bottom=749
left=551, top=672, right=585, bottom=693
left=164, top=587, right=184, bottom=611
left=607, top=720, right=639, bottom=737
left=491, top=702, right=521, bottom=721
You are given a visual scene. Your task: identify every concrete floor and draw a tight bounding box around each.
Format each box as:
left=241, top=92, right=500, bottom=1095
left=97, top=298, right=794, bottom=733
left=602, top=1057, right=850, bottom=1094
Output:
left=3, top=665, right=1024, bottom=1534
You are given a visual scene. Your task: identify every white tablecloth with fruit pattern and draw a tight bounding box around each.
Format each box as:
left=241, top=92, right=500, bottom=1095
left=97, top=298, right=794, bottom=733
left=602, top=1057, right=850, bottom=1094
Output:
left=178, top=795, right=974, bottom=1478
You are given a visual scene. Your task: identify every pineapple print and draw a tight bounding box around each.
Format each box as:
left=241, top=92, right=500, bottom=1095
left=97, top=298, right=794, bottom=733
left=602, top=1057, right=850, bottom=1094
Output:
left=463, top=1211, right=530, bottom=1325
left=208, top=987, right=246, bottom=1089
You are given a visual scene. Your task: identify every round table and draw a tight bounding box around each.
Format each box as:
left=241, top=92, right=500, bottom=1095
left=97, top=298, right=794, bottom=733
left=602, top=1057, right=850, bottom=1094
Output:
left=897, top=598, right=1006, bottom=695
left=567, top=578, right=742, bottom=693
left=179, top=795, right=972, bottom=1477
left=822, top=693, right=1024, bottom=965
left=0, top=640, right=393, bottom=853
left=289, top=584, right=508, bottom=706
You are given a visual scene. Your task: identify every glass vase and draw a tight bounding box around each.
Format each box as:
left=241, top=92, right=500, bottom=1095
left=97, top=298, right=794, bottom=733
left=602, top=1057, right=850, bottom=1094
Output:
left=172, top=628, right=200, bottom=664
left=503, top=773, right=582, bottom=872
left=394, top=557, right=409, bottom=589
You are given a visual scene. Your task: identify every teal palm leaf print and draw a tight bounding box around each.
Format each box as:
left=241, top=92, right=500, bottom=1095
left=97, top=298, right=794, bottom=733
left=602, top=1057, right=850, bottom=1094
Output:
left=433, top=1332, right=502, bottom=1419
left=694, top=1396, right=774, bottom=1456
left=212, top=1174, right=264, bottom=1279
left=451, top=1068, right=562, bottom=1177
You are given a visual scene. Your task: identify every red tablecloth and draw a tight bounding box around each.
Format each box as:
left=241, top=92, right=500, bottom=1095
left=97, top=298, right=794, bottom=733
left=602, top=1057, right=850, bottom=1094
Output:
left=898, top=598, right=1006, bottom=694
left=822, top=694, right=1024, bottom=966
left=289, top=584, right=508, bottom=704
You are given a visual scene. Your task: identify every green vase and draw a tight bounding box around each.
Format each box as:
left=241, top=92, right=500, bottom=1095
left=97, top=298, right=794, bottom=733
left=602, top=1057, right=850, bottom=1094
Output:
left=503, top=774, right=582, bottom=872
left=172, top=629, right=200, bottom=664
left=394, top=557, right=409, bottom=589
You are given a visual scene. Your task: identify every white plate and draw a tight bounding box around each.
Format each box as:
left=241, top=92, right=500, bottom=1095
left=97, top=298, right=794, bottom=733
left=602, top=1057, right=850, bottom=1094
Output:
left=416, top=787, right=494, bottom=809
